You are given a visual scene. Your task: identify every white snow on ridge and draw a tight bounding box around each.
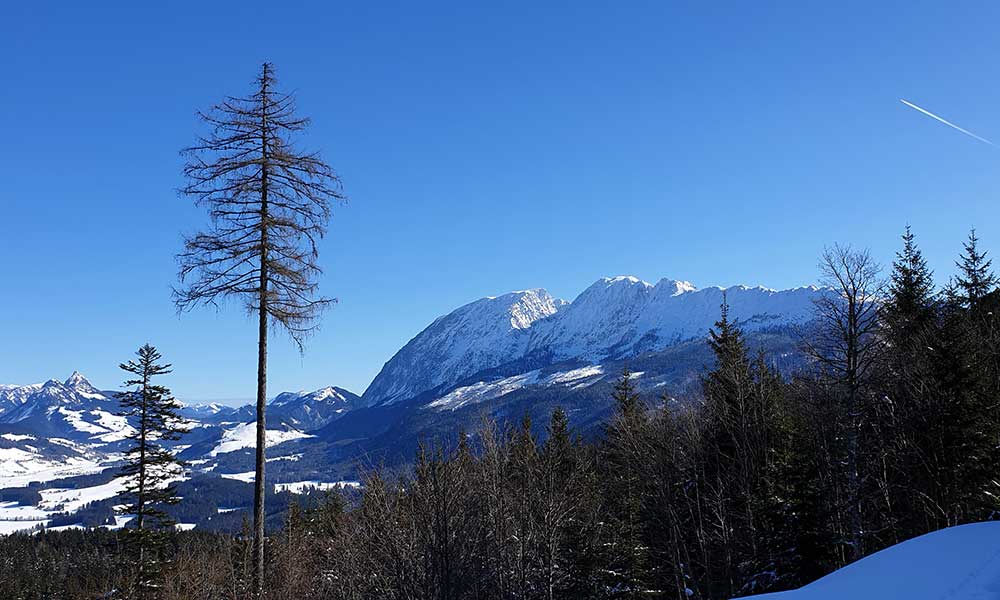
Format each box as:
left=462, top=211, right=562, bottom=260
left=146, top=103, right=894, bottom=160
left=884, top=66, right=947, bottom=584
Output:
left=428, top=365, right=607, bottom=411
left=428, top=371, right=543, bottom=411
left=364, top=289, right=565, bottom=406
left=739, top=521, right=1000, bottom=599
left=45, top=406, right=136, bottom=443
left=0, top=383, right=43, bottom=410
left=364, top=276, right=826, bottom=407
left=547, top=365, right=606, bottom=387
left=209, top=422, right=313, bottom=456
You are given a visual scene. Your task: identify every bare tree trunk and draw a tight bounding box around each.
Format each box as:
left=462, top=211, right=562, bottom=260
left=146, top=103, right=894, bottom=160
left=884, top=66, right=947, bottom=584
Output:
left=252, top=62, right=271, bottom=600
left=175, top=61, right=343, bottom=595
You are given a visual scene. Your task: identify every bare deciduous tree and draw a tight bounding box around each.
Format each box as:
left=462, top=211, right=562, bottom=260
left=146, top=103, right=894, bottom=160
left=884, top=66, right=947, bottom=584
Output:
left=174, top=62, right=344, bottom=597
left=806, top=244, right=883, bottom=560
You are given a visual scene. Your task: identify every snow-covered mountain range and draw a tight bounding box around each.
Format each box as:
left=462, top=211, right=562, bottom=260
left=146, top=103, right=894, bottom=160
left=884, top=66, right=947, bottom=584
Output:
left=364, top=276, right=823, bottom=407
left=0, top=274, right=825, bottom=534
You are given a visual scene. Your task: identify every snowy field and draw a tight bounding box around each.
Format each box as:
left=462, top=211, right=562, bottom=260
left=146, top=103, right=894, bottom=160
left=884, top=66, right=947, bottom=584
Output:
left=0, top=445, right=109, bottom=489
left=739, top=521, right=1000, bottom=599
left=0, top=473, right=184, bottom=535
left=274, top=480, right=362, bottom=494
left=209, top=422, right=312, bottom=456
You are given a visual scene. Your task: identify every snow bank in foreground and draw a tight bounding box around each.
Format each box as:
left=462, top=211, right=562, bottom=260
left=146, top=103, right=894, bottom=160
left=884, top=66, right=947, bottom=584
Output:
left=739, top=521, right=1000, bottom=599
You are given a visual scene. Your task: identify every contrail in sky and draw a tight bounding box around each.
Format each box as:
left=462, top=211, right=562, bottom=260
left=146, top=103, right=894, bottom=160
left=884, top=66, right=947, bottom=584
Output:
left=900, top=98, right=996, bottom=147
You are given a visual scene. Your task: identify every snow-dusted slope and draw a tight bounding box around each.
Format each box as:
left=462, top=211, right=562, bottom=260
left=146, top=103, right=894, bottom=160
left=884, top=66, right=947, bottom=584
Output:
left=0, top=373, right=135, bottom=443
left=363, top=289, right=566, bottom=406
left=269, top=385, right=361, bottom=429
left=209, top=422, right=313, bottom=456
left=0, top=373, right=361, bottom=489
left=0, top=437, right=108, bottom=488
left=740, top=521, right=1000, bottom=599
left=0, top=383, right=43, bottom=416
left=363, top=276, right=824, bottom=407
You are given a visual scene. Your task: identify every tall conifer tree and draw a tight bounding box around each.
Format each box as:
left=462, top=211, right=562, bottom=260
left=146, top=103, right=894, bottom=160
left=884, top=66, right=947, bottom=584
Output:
left=884, top=226, right=935, bottom=340
left=116, top=344, right=187, bottom=597
left=174, top=62, right=344, bottom=596
left=951, top=228, right=997, bottom=308
left=602, top=369, right=651, bottom=598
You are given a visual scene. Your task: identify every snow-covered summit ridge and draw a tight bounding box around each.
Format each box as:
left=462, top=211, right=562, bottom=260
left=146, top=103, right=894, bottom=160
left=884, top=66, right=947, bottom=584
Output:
left=362, top=276, right=826, bottom=407
left=0, top=373, right=109, bottom=416
left=361, top=289, right=567, bottom=407
left=447, top=288, right=565, bottom=331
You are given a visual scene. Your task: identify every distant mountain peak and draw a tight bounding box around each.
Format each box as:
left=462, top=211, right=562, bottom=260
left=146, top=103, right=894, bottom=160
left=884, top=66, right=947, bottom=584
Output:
left=656, top=278, right=697, bottom=296
left=64, top=371, right=91, bottom=388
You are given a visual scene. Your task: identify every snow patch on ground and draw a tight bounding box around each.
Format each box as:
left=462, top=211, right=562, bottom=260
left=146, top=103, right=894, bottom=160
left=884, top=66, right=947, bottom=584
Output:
left=0, top=448, right=107, bottom=489
left=274, top=480, right=362, bottom=494
left=37, top=478, right=129, bottom=513
left=0, top=519, right=47, bottom=534
left=219, top=471, right=256, bottom=483
left=210, top=423, right=312, bottom=456
left=739, top=521, right=1000, bottom=599
left=0, top=500, right=49, bottom=520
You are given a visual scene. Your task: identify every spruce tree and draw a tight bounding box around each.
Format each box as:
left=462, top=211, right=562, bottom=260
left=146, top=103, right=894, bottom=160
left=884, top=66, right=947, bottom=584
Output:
left=116, top=344, right=188, bottom=597
left=174, top=62, right=344, bottom=596
left=877, top=227, right=939, bottom=541
left=536, top=408, right=584, bottom=600
left=707, top=293, right=747, bottom=369
left=951, top=228, right=997, bottom=308
left=602, top=369, right=650, bottom=598
left=884, top=226, right=935, bottom=340
left=611, top=367, right=641, bottom=417
left=934, top=230, right=1000, bottom=525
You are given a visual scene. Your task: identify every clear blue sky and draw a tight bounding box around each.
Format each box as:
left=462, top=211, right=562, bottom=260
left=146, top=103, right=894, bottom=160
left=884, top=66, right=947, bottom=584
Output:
left=3, top=2, right=999, bottom=402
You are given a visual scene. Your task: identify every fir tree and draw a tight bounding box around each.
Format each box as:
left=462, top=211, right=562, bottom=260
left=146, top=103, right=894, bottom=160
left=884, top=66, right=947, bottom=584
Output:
left=707, top=292, right=748, bottom=370
left=876, top=227, right=939, bottom=542
left=611, top=367, right=641, bottom=417
left=116, top=344, right=188, bottom=597
left=951, top=228, right=997, bottom=308
left=884, top=226, right=936, bottom=340
left=603, top=369, right=651, bottom=598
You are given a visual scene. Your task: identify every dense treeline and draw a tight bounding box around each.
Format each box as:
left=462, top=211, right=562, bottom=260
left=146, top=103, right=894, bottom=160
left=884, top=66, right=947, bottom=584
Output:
left=2, top=227, right=1000, bottom=600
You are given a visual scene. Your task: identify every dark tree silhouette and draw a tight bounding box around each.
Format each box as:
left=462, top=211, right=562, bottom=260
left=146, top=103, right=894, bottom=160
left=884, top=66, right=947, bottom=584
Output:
left=951, top=228, right=997, bottom=308
left=174, top=62, right=344, bottom=597
left=117, top=344, right=187, bottom=597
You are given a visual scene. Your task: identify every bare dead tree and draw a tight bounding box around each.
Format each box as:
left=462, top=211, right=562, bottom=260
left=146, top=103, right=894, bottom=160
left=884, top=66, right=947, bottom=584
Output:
left=805, top=244, right=883, bottom=561
left=174, top=62, right=344, bottom=597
